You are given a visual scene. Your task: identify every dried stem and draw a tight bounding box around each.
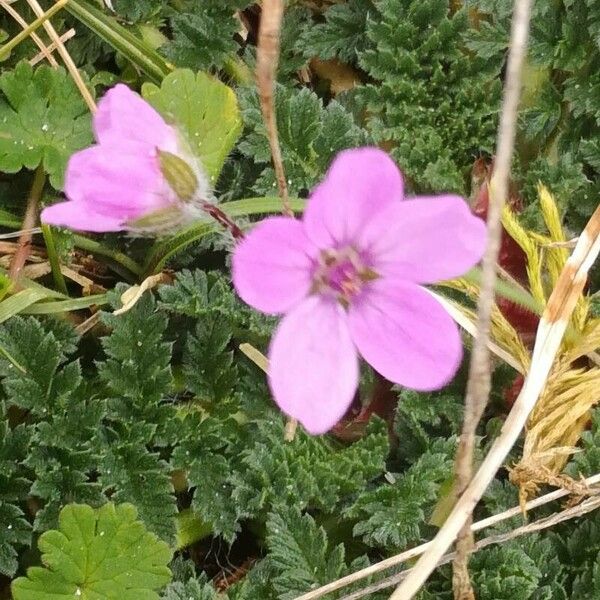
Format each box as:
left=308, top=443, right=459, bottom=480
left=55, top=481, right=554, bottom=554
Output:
left=391, top=209, right=600, bottom=596
left=340, top=496, right=600, bottom=600
left=25, top=0, right=97, bottom=113
left=257, top=0, right=298, bottom=441
left=9, top=166, right=45, bottom=285
left=0, top=0, right=59, bottom=66
left=30, top=28, right=75, bottom=66
left=449, top=0, right=534, bottom=595
left=293, top=471, right=600, bottom=600
left=0, top=0, right=67, bottom=60
left=257, top=0, right=291, bottom=216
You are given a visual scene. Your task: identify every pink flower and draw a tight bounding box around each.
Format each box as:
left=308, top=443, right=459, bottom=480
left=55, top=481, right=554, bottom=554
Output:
left=41, top=84, right=209, bottom=233
left=233, top=148, right=487, bottom=434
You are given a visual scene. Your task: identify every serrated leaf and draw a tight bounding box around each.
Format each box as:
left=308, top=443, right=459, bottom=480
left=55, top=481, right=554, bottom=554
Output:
left=98, top=444, right=177, bottom=544
left=163, top=1, right=249, bottom=72
left=12, top=503, right=172, bottom=600
left=0, top=502, right=31, bottom=577
left=142, top=69, right=242, bottom=184
left=0, top=61, right=92, bottom=189
left=238, top=85, right=368, bottom=196
left=266, top=507, right=345, bottom=600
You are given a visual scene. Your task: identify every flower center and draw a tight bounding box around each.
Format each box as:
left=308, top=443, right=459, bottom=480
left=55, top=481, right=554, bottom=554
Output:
left=312, top=247, right=378, bottom=305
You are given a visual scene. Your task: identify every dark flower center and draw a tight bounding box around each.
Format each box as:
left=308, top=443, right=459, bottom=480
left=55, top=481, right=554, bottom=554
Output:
left=312, top=247, right=378, bottom=304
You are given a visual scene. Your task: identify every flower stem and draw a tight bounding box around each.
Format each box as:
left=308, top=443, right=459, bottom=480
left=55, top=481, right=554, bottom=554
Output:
left=200, top=201, right=245, bottom=240
left=9, top=166, right=45, bottom=287
left=41, top=224, right=68, bottom=296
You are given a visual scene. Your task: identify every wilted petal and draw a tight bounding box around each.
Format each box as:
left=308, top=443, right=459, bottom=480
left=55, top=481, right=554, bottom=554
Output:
left=303, top=147, right=404, bottom=248
left=232, top=217, right=316, bottom=314
left=65, top=142, right=175, bottom=221
left=41, top=201, right=124, bottom=232
left=349, top=281, right=462, bottom=391
left=360, top=194, right=487, bottom=284
left=93, top=84, right=179, bottom=151
left=268, top=296, right=359, bottom=434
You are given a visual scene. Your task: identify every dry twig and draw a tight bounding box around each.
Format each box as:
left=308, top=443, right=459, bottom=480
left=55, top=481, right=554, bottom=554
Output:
left=339, top=496, right=600, bottom=600
left=0, top=0, right=59, bottom=66
left=257, top=0, right=298, bottom=441
left=9, top=167, right=45, bottom=285
left=450, top=0, right=534, bottom=591
left=256, top=0, right=291, bottom=216
left=293, top=472, right=600, bottom=600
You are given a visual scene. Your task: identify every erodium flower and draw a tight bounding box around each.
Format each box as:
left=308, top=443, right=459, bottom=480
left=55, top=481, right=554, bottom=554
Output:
left=41, top=84, right=209, bottom=233
left=233, top=148, right=487, bottom=434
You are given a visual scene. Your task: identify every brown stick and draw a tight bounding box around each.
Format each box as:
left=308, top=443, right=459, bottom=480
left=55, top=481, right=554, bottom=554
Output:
left=256, top=0, right=291, bottom=217
left=257, top=0, right=298, bottom=441
left=9, top=167, right=45, bottom=285
left=450, top=0, right=534, bottom=595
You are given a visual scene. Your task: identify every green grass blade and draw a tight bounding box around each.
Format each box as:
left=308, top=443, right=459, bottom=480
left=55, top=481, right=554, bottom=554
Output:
left=66, top=0, right=173, bottom=83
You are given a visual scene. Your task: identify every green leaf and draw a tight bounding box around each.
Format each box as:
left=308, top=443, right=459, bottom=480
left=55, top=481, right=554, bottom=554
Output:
left=142, top=69, right=242, bottom=184
left=11, top=503, right=172, bottom=600
left=98, top=445, right=177, bottom=544
left=163, top=1, right=250, bottom=72
left=239, top=86, right=369, bottom=196
left=184, top=317, right=237, bottom=402
left=0, top=502, right=31, bottom=577
left=0, top=61, right=92, bottom=189
left=266, top=507, right=346, bottom=600
left=298, top=0, right=372, bottom=63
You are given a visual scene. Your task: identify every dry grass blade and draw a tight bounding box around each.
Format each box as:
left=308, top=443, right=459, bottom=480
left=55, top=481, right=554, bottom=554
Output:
left=293, top=471, right=600, bottom=600
left=25, top=0, right=96, bottom=113
left=30, top=28, right=75, bottom=66
left=0, top=0, right=59, bottom=66
left=391, top=200, right=600, bottom=598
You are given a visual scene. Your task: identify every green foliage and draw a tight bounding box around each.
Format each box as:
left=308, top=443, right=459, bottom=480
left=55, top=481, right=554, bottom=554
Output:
left=162, top=1, right=250, bottom=72
left=142, top=69, right=242, bottom=184
left=0, top=503, right=31, bottom=577
left=11, top=503, right=172, bottom=600
left=298, top=0, right=373, bottom=63
left=113, top=0, right=167, bottom=22
left=345, top=438, right=455, bottom=548
left=566, top=408, right=600, bottom=478
left=238, top=85, right=369, bottom=195
left=0, top=61, right=92, bottom=188
left=265, top=507, right=346, bottom=599
left=2, top=0, right=600, bottom=596
left=356, top=0, right=501, bottom=194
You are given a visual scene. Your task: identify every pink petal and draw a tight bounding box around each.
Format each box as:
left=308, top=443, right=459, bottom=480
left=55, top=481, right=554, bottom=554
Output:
left=349, top=281, right=462, bottom=391
left=268, top=296, right=359, bottom=434
left=232, top=217, right=317, bottom=314
left=359, top=195, right=487, bottom=284
left=41, top=201, right=124, bottom=232
left=303, top=147, right=404, bottom=248
left=65, top=142, right=176, bottom=221
left=93, top=84, right=179, bottom=152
